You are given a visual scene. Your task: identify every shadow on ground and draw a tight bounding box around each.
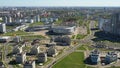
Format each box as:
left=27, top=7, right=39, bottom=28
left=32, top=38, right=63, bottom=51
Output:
left=92, top=31, right=120, bottom=42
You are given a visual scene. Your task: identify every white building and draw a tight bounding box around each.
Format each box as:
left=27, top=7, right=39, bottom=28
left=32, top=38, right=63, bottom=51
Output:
left=12, top=45, right=22, bottom=54
left=0, top=23, right=6, bottom=33
left=16, top=52, right=26, bottom=64
left=24, top=61, right=36, bottom=68
left=38, top=53, right=47, bottom=63
left=0, top=36, right=11, bottom=42
left=51, top=26, right=76, bottom=34
left=12, top=36, right=22, bottom=43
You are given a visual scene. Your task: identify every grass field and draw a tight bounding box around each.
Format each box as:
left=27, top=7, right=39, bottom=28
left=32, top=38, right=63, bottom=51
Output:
left=77, top=45, right=86, bottom=50
left=29, top=22, right=43, bottom=27
left=107, top=67, right=120, bottom=68
left=1, top=31, right=32, bottom=36
left=52, top=52, right=86, bottom=68
left=21, top=35, right=46, bottom=40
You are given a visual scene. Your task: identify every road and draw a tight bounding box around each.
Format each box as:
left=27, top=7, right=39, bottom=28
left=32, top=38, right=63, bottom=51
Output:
left=3, top=43, right=13, bottom=68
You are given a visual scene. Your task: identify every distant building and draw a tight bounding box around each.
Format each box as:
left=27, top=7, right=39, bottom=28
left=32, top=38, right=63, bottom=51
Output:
left=7, top=16, right=12, bottom=23
left=12, top=45, right=22, bottom=54
left=30, top=46, right=40, bottom=55
left=0, top=23, right=6, bottom=33
left=89, top=49, right=100, bottom=64
left=13, top=24, right=28, bottom=31
left=16, top=52, right=26, bottom=64
left=104, top=51, right=118, bottom=64
left=47, top=46, right=58, bottom=57
left=3, top=16, right=12, bottom=23
left=35, top=15, right=40, bottom=22
left=24, top=61, right=36, bottom=68
left=29, top=19, right=34, bottom=23
left=37, top=53, right=47, bottom=63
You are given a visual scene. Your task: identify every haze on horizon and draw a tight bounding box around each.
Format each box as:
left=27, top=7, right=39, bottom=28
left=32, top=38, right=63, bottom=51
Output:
left=0, top=0, right=120, bottom=7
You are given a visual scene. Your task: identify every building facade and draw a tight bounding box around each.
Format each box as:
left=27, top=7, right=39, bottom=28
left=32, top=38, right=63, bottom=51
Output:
left=99, top=13, right=120, bottom=36
left=0, top=23, right=6, bottom=33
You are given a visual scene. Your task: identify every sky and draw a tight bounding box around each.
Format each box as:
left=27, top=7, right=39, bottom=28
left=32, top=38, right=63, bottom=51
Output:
left=0, top=0, right=120, bottom=7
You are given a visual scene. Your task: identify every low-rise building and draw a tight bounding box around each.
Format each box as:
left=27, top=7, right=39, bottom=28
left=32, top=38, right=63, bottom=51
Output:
left=104, top=51, right=118, bottom=64
left=54, top=36, right=71, bottom=46
left=16, top=52, right=26, bottom=64
left=24, top=61, right=36, bottom=68
left=47, top=46, right=58, bottom=57
left=12, top=36, right=22, bottom=43
left=0, top=36, right=11, bottom=43
left=46, top=42, right=56, bottom=47
left=30, top=46, right=40, bottom=55
left=89, top=49, right=100, bottom=65
left=12, top=45, right=22, bottom=54
left=37, top=53, right=47, bottom=63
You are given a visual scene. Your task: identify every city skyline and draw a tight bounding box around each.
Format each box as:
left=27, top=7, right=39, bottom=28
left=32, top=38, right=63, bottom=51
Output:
left=0, top=0, right=120, bottom=7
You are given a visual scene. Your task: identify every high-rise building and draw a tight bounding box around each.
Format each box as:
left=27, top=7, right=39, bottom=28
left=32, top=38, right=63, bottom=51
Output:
left=0, top=23, right=6, bottom=33
left=111, top=13, right=120, bottom=35
left=98, top=13, right=120, bottom=36
left=36, top=15, right=40, bottom=22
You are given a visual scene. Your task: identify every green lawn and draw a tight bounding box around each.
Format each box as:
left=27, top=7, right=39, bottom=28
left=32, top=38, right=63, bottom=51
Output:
left=21, top=35, right=46, bottom=41
left=54, top=20, right=62, bottom=25
left=52, top=52, right=86, bottom=68
left=72, top=34, right=86, bottom=39
left=6, top=26, right=16, bottom=30
left=1, top=31, right=32, bottom=36
left=77, top=45, right=86, bottom=50
left=87, top=66, right=95, bottom=68
left=0, top=20, right=3, bottom=22
left=76, top=34, right=86, bottom=39
left=107, top=66, right=120, bottom=68
left=29, top=22, right=43, bottom=27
